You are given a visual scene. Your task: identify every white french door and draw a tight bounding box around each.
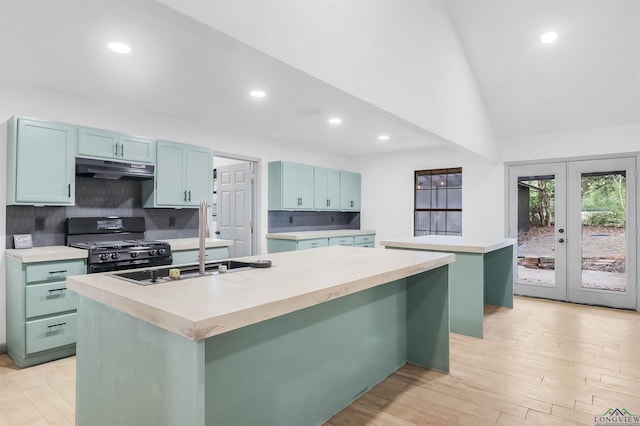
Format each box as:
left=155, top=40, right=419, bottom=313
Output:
left=508, top=158, right=637, bottom=310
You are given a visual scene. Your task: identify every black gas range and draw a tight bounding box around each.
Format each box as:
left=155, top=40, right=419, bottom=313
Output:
left=67, top=217, right=172, bottom=273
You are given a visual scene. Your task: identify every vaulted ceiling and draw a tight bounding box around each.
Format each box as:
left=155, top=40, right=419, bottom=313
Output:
left=1, top=0, right=638, bottom=158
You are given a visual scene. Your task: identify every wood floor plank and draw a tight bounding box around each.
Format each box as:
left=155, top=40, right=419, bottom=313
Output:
left=2, top=296, right=639, bottom=425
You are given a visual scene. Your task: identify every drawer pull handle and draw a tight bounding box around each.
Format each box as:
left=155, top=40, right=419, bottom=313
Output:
left=48, top=270, right=68, bottom=277
left=47, top=288, right=66, bottom=295
left=47, top=322, right=66, bottom=329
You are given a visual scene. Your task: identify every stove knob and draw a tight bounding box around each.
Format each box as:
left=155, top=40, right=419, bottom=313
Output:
left=130, top=251, right=139, bottom=258
left=148, top=250, right=157, bottom=256
left=100, top=253, right=109, bottom=261
left=157, top=248, right=165, bottom=256
left=111, top=253, right=120, bottom=260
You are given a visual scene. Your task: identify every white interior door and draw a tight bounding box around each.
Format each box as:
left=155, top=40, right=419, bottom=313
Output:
left=217, top=162, right=253, bottom=258
left=509, top=158, right=637, bottom=310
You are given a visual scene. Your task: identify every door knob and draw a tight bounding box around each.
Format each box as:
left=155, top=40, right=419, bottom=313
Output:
left=558, top=238, right=565, bottom=243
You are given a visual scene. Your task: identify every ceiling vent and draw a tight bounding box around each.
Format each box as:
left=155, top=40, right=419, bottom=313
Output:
left=295, top=108, right=323, bottom=117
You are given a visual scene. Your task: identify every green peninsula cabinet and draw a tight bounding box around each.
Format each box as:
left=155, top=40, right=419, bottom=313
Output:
left=6, top=117, right=76, bottom=206
left=5, top=248, right=87, bottom=368
left=143, top=140, right=213, bottom=208
left=77, top=126, right=154, bottom=164
left=314, top=167, right=340, bottom=210
left=382, top=236, right=515, bottom=339
left=268, top=161, right=314, bottom=210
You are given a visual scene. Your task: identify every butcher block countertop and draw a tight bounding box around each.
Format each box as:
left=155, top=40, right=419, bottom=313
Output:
left=381, top=235, right=516, bottom=254
left=5, top=246, right=88, bottom=263
left=266, top=229, right=376, bottom=240
left=67, top=245, right=454, bottom=341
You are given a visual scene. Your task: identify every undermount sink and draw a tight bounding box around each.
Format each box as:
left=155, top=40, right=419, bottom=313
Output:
left=109, top=260, right=270, bottom=286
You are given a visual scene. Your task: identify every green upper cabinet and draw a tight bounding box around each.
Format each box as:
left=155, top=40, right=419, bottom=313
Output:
left=269, top=161, right=314, bottom=210
left=340, top=171, right=361, bottom=211
left=77, top=126, right=154, bottom=164
left=6, top=117, right=76, bottom=206
left=142, top=140, right=213, bottom=208
left=314, top=167, right=340, bottom=210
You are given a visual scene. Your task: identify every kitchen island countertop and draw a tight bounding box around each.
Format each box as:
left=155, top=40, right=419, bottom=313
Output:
left=380, top=235, right=515, bottom=253
left=67, top=245, right=453, bottom=341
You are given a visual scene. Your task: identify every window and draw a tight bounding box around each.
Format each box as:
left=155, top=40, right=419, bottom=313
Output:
left=414, top=168, right=462, bottom=236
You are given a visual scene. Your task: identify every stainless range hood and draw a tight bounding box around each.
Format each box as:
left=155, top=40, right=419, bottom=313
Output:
left=75, top=157, right=154, bottom=180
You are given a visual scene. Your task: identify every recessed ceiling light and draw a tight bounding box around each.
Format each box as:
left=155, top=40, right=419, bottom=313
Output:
left=108, top=42, right=131, bottom=54
left=378, top=134, right=390, bottom=141
left=540, top=31, right=558, bottom=44
left=250, top=90, right=266, bottom=98
left=328, top=117, right=342, bottom=125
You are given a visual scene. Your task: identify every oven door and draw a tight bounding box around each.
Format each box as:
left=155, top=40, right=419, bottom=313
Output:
left=89, top=257, right=172, bottom=274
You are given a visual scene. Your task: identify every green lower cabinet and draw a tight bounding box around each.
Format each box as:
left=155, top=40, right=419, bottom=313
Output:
left=329, top=236, right=354, bottom=246
left=268, top=234, right=375, bottom=253
left=267, top=238, right=329, bottom=253
left=171, top=247, right=229, bottom=265
left=6, top=257, right=86, bottom=368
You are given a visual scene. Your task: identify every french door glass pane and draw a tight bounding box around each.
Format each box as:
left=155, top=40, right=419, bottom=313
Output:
left=517, top=175, right=556, bottom=287
left=580, top=171, right=627, bottom=292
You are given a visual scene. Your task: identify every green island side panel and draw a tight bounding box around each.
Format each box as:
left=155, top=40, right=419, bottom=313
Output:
left=483, top=245, right=514, bottom=308
left=407, top=265, right=450, bottom=371
left=447, top=252, right=485, bottom=338
left=75, top=297, right=205, bottom=426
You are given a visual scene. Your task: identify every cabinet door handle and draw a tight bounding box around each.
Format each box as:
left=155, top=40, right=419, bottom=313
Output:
left=49, top=270, right=68, bottom=278
left=47, top=288, right=66, bottom=295
left=350, top=200, right=354, bottom=208
left=67, top=184, right=71, bottom=198
left=114, top=142, right=119, bottom=157
left=119, top=143, right=124, bottom=157
left=184, top=190, right=188, bottom=201
left=188, top=190, right=191, bottom=202
left=47, top=322, right=66, bottom=330
left=326, top=199, right=330, bottom=207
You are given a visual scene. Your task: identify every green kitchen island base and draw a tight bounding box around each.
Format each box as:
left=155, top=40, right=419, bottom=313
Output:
left=71, top=247, right=451, bottom=425
left=382, top=236, right=515, bottom=339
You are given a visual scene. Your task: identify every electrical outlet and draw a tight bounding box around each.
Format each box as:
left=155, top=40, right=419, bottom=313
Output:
left=35, top=217, right=45, bottom=231
left=289, top=216, right=293, bottom=224
left=169, top=216, right=176, bottom=227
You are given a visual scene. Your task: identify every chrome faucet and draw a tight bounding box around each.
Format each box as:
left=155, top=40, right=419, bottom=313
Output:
left=199, top=199, right=209, bottom=275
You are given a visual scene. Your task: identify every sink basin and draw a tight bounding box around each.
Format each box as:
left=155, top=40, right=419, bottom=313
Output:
left=109, top=260, right=264, bottom=285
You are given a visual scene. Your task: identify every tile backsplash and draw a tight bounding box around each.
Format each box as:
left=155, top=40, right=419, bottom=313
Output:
left=5, top=177, right=198, bottom=248
left=268, top=211, right=360, bottom=233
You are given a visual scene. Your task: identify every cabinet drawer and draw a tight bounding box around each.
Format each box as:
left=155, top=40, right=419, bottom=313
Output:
left=355, top=243, right=375, bottom=248
left=329, top=236, right=354, bottom=246
left=25, top=282, right=77, bottom=318
left=26, top=313, right=77, bottom=354
left=354, top=235, right=375, bottom=245
left=25, top=259, right=86, bottom=284
left=297, top=238, right=329, bottom=250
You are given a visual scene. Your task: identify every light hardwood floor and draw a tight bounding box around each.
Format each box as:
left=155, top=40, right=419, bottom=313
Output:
left=1, top=296, right=639, bottom=425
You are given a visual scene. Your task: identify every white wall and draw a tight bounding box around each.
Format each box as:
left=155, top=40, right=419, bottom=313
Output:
left=160, top=0, right=499, bottom=160
left=0, top=82, right=351, bottom=347
left=352, top=146, right=505, bottom=244
left=501, top=124, right=640, bottom=163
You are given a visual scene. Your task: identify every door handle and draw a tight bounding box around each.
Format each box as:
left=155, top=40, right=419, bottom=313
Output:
left=558, top=238, right=566, bottom=243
